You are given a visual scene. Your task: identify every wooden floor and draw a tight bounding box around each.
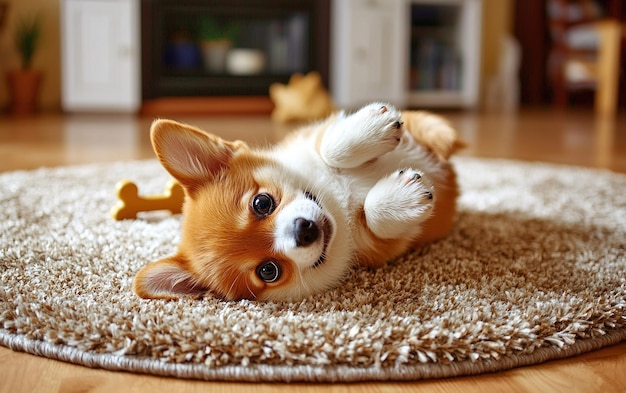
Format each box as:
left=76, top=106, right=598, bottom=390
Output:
left=0, top=108, right=625, bottom=392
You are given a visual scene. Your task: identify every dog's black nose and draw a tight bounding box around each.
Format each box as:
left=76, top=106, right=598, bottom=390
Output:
left=294, top=218, right=319, bottom=247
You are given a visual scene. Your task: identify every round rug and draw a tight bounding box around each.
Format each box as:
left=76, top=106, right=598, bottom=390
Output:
left=1, top=157, right=625, bottom=382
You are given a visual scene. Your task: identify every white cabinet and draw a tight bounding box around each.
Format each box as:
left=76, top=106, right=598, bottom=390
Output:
left=331, top=0, right=482, bottom=109
left=61, top=0, right=140, bottom=112
left=407, top=0, right=482, bottom=108
left=331, top=0, right=409, bottom=109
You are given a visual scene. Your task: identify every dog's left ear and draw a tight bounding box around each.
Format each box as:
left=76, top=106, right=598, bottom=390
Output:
left=134, top=255, right=207, bottom=300
left=150, top=119, right=249, bottom=194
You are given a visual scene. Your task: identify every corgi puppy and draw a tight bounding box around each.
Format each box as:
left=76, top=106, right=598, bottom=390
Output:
left=134, top=103, right=461, bottom=301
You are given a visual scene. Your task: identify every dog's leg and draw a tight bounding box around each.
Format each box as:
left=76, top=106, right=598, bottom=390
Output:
left=363, top=168, right=435, bottom=240
left=320, top=103, right=403, bottom=168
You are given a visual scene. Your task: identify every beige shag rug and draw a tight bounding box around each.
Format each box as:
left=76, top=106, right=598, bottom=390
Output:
left=1, top=157, right=625, bottom=382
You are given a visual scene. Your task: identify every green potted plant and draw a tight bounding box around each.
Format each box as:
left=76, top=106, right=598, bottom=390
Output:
left=6, top=13, right=42, bottom=114
left=198, top=17, right=239, bottom=73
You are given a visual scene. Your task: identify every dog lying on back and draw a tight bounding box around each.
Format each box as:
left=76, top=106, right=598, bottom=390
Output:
left=134, top=103, right=461, bottom=301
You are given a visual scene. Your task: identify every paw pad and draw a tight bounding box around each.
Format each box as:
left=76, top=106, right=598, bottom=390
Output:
left=398, top=169, right=423, bottom=183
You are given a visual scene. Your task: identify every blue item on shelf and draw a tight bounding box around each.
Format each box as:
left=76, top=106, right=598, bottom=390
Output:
left=164, top=42, right=202, bottom=69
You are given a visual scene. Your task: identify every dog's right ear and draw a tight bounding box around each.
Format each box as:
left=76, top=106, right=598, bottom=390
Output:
left=150, top=119, right=248, bottom=194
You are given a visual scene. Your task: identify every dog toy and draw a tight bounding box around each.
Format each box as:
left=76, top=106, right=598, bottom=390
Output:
left=110, top=179, right=184, bottom=220
left=269, top=71, right=335, bottom=123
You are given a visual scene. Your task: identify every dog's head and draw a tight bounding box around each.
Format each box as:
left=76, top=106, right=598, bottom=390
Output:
left=133, top=120, right=351, bottom=301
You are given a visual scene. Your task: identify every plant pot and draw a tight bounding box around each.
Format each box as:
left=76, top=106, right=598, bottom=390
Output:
left=200, top=40, right=232, bottom=74
left=6, top=69, right=42, bottom=115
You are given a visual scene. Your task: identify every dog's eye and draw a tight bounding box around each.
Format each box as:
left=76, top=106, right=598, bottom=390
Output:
left=252, top=193, right=275, bottom=217
left=256, top=260, right=281, bottom=283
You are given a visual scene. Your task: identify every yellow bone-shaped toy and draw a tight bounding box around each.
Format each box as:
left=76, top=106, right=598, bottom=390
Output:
left=110, top=179, right=185, bottom=220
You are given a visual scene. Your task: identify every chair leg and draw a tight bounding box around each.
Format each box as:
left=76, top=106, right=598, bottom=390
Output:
left=551, top=51, right=568, bottom=108
left=595, top=20, right=622, bottom=116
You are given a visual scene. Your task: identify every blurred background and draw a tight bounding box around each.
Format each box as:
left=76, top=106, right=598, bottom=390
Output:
left=0, top=0, right=623, bottom=115
left=0, top=0, right=625, bottom=174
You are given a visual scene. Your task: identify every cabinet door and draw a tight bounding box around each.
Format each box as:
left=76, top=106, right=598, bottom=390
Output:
left=407, top=0, right=482, bottom=108
left=61, top=0, right=139, bottom=112
left=331, top=0, right=408, bottom=108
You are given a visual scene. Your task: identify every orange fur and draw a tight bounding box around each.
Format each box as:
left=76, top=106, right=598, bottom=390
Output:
left=402, top=111, right=465, bottom=160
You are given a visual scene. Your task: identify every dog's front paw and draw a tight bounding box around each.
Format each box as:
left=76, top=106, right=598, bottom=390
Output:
left=358, top=102, right=404, bottom=144
left=364, top=168, right=435, bottom=240
left=321, top=102, right=404, bottom=169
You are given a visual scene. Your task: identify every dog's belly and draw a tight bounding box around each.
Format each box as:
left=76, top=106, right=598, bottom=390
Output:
left=339, top=131, right=440, bottom=198
left=274, top=130, right=440, bottom=213
left=272, top=129, right=445, bottom=249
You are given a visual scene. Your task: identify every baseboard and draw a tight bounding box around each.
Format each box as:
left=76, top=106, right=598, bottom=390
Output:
left=140, top=96, right=274, bottom=116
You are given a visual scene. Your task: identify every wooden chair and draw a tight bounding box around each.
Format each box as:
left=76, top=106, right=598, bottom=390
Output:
left=547, top=0, right=623, bottom=116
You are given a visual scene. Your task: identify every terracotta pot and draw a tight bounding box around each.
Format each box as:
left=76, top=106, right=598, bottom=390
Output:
left=6, top=69, right=43, bottom=115
left=200, top=40, right=232, bottom=73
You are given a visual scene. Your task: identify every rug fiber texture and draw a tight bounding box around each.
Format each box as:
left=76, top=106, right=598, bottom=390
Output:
left=1, top=157, right=625, bottom=382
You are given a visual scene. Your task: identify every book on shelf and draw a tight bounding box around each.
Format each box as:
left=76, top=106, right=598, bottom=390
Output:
left=410, top=37, right=462, bottom=92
